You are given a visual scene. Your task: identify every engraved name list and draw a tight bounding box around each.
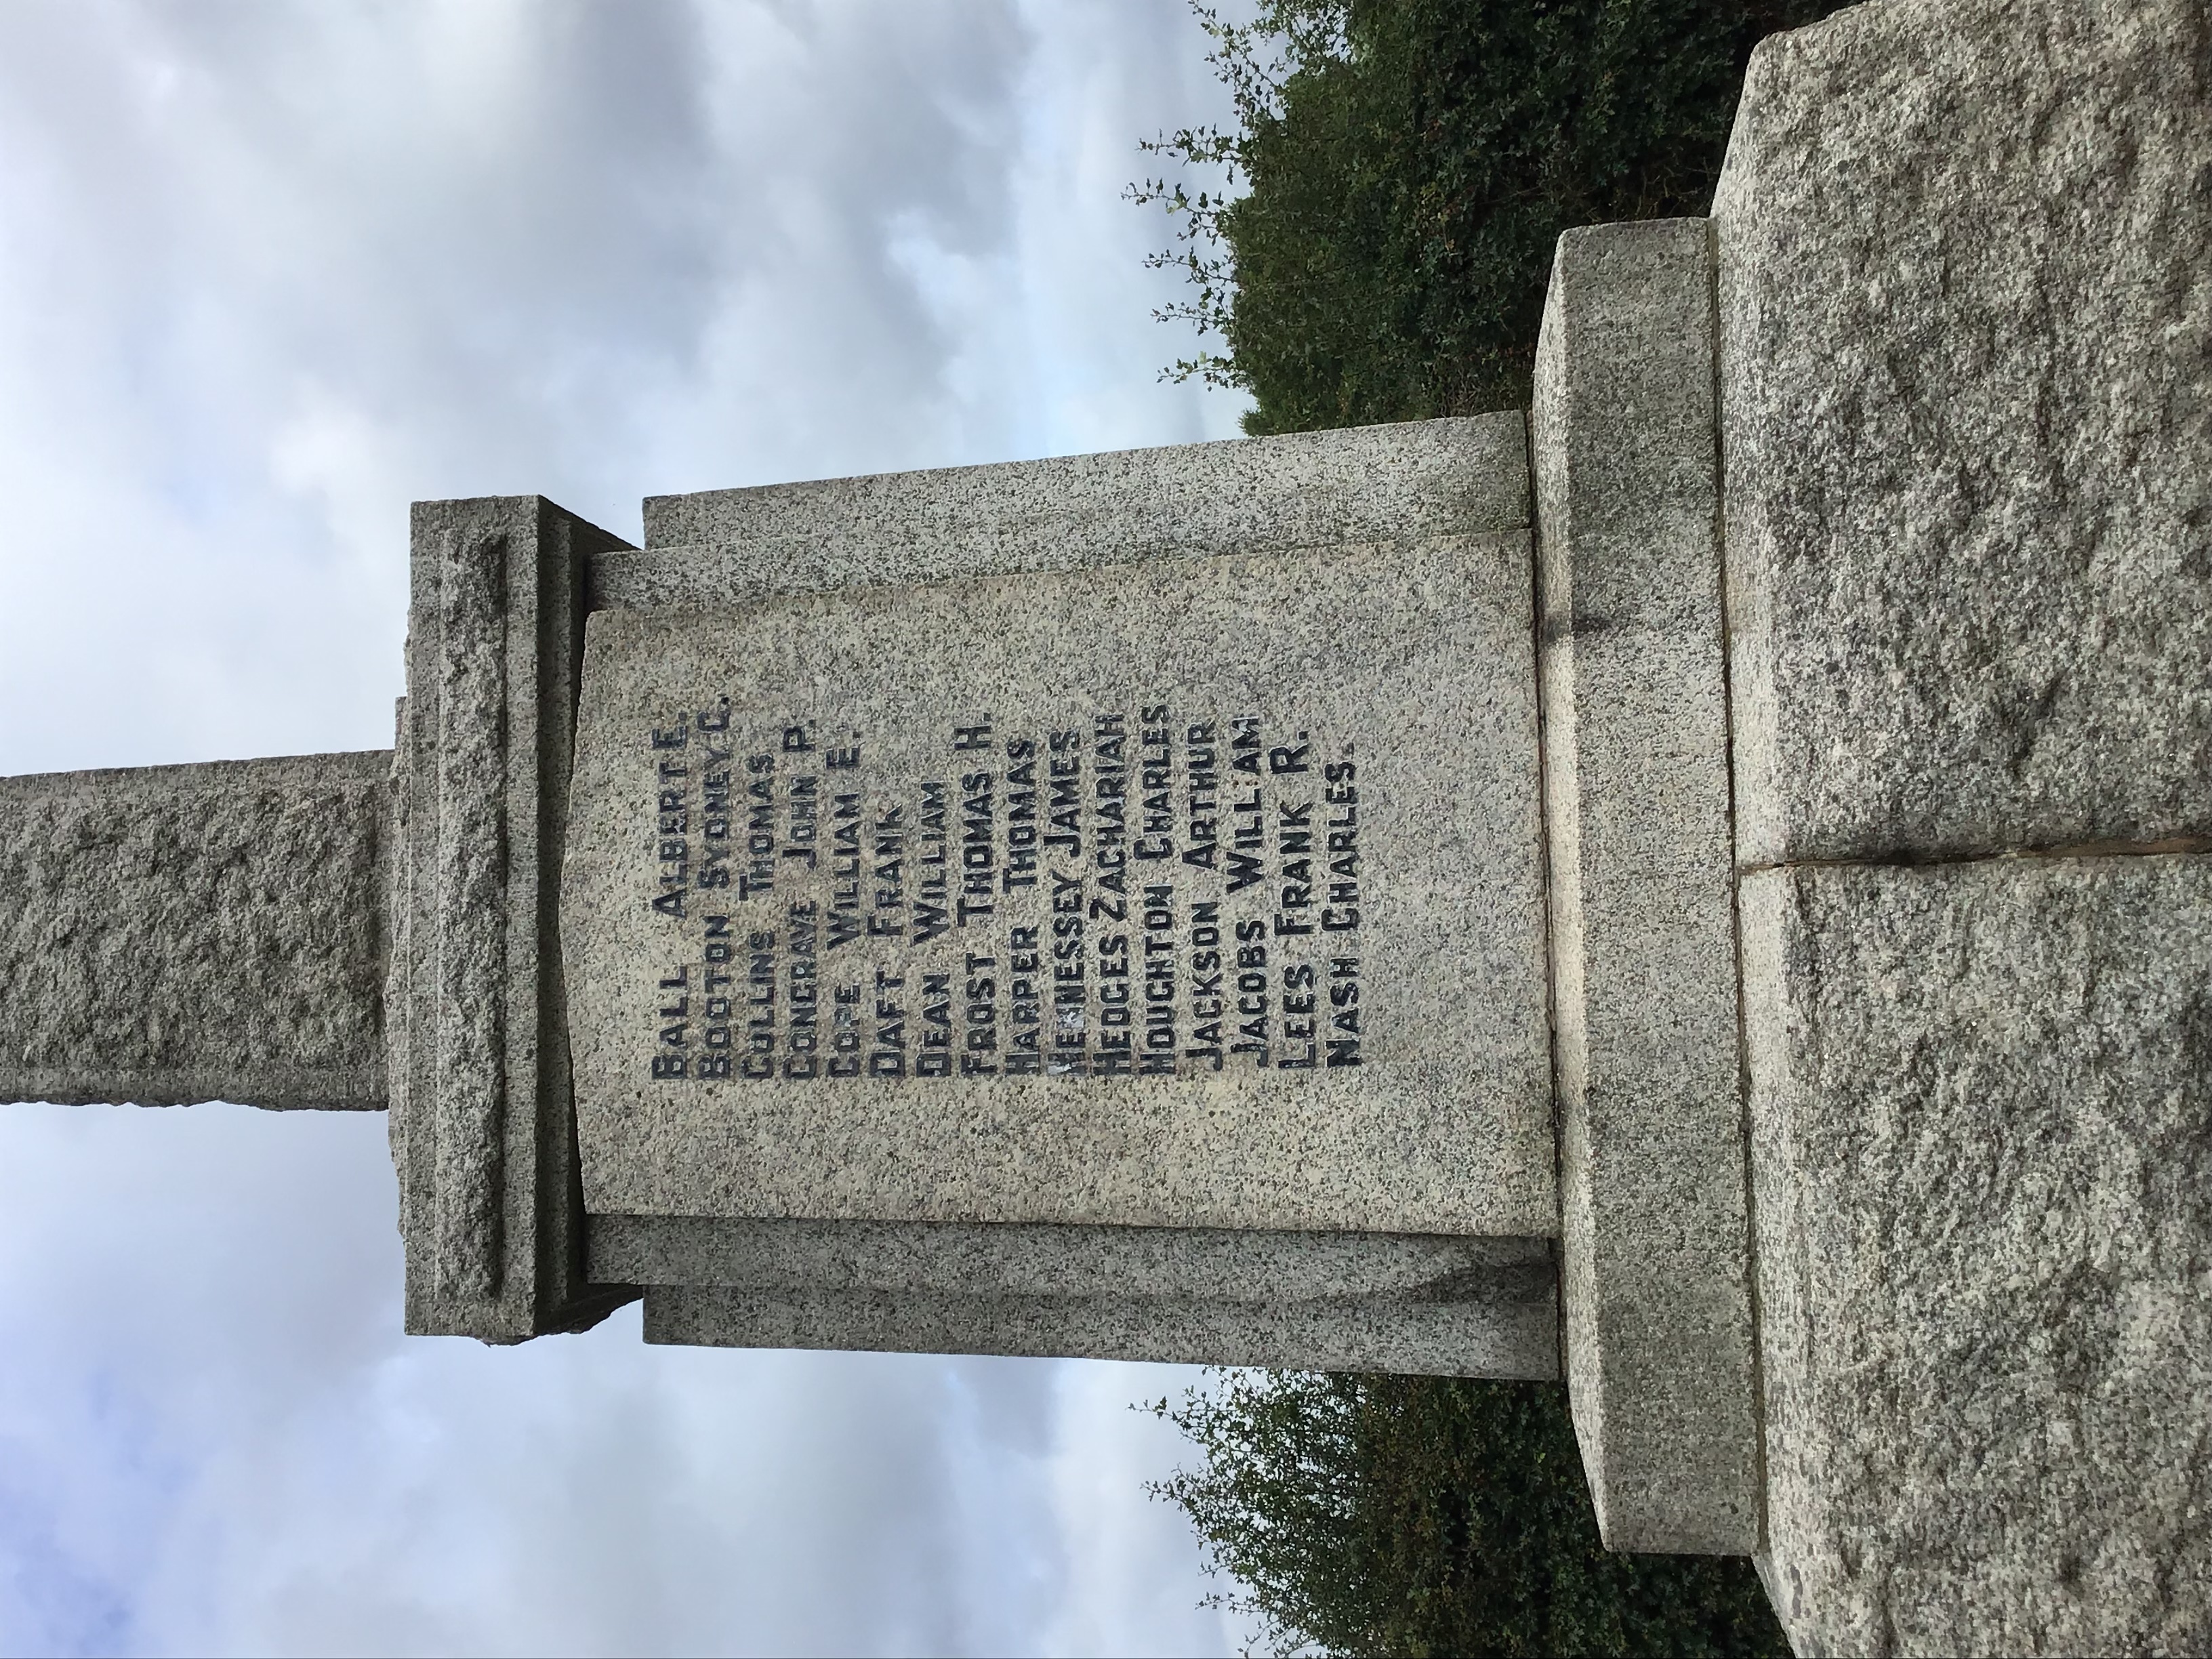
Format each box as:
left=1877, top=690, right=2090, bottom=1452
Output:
left=642, top=700, right=1368, bottom=1084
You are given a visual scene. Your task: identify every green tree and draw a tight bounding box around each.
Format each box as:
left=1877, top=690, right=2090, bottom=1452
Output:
left=1131, top=0, right=1850, bottom=431
left=1149, top=1370, right=1788, bottom=1658
left=1133, top=10, right=1840, bottom=1649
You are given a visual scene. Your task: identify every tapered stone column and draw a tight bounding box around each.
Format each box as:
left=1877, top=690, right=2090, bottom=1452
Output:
left=0, top=750, right=392, bottom=1110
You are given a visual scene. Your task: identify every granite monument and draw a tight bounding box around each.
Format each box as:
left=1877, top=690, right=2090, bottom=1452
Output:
left=2, top=0, right=2205, bottom=1651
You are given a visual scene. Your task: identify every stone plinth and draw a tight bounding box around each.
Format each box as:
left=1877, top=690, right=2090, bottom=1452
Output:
left=1534, top=218, right=1757, bottom=1555
left=1717, top=1, right=2212, bottom=1645
left=0, top=752, right=390, bottom=1110
left=554, top=416, right=1565, bottom=1384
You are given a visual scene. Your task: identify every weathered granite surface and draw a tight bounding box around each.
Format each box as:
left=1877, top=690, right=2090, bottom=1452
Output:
left=598, top=415, right=1528, bottom=609
left=1715, top=0, right=2212, bottom=865
left=1740, top=855, right=2212, bottom=1658
left=1534, top=218, right=1756, bottom=1555
left=645, top=1275, right=1561, bottom=1378
left=390, top=496, right=638, bottom=1341
left=564, top=532, right=1553, bottom=1241
left=0, top=752, right=389, bottom=1109
left=593, top=1214, right=1549, bottom=1299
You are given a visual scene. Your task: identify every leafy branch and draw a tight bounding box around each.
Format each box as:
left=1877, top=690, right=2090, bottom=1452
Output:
left=1125, top=3, right=1351, bottom=388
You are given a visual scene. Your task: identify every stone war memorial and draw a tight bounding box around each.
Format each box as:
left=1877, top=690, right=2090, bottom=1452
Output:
left=2, top=0, right=2207, bottom=1651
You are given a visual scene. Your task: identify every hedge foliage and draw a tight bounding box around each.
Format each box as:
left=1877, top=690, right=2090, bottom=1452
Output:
left=1150, top=1372, right=1789, bottom=1658
left=1134, top=0, right=1851, bottom=430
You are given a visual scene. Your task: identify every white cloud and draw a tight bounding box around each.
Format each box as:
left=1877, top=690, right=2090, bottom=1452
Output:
left=0, top=1107, right=1245, bottom=1656
left=1042, top=1361, right=1256, bottom=1657
left=0, top=0, right=1254, bottom=1652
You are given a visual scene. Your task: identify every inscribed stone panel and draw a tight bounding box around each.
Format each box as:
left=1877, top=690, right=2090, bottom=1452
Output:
left=1741, top=854, right=2212, bottom=1658
left=564, top=534, right=1553, bottom=1237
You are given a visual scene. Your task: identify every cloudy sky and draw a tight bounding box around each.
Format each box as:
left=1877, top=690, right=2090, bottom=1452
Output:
left=0, top=3, right=1264, bottom=1652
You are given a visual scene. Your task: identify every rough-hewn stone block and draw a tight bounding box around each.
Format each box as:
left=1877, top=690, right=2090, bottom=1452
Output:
left=1741, top=855, right=2212, bottom=1657
left=0, top=752, right=389, bottom=1110
left=1715, top=0, right=2212, bottom=864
